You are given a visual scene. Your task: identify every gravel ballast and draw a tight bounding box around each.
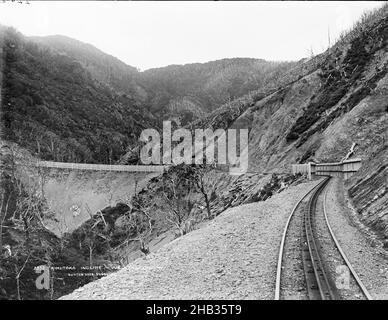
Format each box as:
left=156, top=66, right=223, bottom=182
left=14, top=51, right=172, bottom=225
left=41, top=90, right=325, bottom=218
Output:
left=314, top=182, right=365, bottom=300
left=280, top=198, right=309, bottom=300
left=325, top=178, right=388, bottom=300
left=60, top=179, right=319, bottom=300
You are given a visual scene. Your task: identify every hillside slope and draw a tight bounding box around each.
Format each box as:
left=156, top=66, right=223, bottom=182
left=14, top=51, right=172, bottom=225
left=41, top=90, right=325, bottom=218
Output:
left=60, top=180, right=320, bottom=300
left=30, top=35, right=146, bottom=102
left=30, top=35, right=296, bottom=125
left=0, top=28, right=298, bottom=164
left=228, top=5, right=388, bottom=239
left=138, top=58, right=295, bottom=124
left=0, top=27, right=157, bottom=164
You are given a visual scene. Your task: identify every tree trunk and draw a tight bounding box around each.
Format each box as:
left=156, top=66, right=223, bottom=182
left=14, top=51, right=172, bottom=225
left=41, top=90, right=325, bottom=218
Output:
left=139, top=238, right=149, bottom=255
left=0, top=223, right=3, bottom=253
left=36, top=139, right=41, bottom=155
left=50, top=269, right=54, bottom=300
left=89, top=246, right=93, bottom=268
left=0, top=195, right=9, bottom=253
left=204, top=192, right=211, bottom=219
left=199, top=180, right=212, bottom=219
left=16, top=275, right=21, bottom=300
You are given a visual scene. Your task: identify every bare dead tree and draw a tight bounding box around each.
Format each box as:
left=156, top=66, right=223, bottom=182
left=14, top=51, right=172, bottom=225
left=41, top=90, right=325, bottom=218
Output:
left=11, top=177, right=46, bottom=248
left=124, top=194, right=154, bottom=254
left=193, top=166, right=212, bottom=219
left=87, top=239, right=95, bottom=268
left=160, top=170, right=196, bottom=237
left=0, top=192, right=12, bottom=253
left=15, top=252, right=31, bottom=300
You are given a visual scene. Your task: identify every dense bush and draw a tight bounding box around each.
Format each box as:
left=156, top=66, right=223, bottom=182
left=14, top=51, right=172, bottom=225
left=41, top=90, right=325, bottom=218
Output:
left=1, top=27, right=157, bottom=164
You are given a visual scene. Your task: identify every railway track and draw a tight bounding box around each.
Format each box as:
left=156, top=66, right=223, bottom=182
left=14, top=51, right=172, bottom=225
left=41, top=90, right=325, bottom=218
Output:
left=275, top=176, right=372, bottom=300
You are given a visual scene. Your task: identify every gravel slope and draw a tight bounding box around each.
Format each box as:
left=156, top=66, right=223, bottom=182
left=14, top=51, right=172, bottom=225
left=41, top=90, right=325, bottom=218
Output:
left=325, top=178, right=388, bottom=300
left=60, top=180, right=319, bottom=300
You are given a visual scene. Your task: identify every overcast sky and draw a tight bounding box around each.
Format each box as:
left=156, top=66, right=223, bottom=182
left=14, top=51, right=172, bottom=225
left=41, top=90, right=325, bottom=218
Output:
left=0, top=1, right=384, bottom=70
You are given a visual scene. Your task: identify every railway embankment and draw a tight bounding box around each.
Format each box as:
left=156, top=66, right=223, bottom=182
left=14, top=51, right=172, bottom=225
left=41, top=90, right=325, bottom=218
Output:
left=60, top=179, right=319, bottom=300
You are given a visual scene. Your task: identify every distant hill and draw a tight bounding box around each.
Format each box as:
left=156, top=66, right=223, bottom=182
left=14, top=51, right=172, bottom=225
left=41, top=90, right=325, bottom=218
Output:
left=30, top=35, right=296, bottom=125
left=138, top=58, right=295, bottom=123
left=30, top=35, right=146, bottom=102
left=0, top=28, right=297, bottom=164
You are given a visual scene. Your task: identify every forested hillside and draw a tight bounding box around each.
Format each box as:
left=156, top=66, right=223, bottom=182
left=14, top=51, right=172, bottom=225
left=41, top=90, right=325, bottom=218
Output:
left=0, top=28, right=297, bottom=163
left=30, top=35, right=145, bottom=101
left=0, top=27, right=157, bottom=163
left=138, top=58, right=295, bottom=124
left=30, top=35, right=296, bottom=125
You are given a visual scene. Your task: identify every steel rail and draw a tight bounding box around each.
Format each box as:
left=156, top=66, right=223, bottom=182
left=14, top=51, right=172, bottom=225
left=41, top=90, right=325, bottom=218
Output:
left=322, top=180, right=373, bottom=300
left=303, top=176, right=339, bottom=300
left=274, top=178, right=325, bottom=300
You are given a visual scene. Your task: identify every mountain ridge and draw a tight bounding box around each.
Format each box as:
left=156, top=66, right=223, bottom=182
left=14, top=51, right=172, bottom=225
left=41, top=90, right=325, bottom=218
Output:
left=29, top=33, right=297, bottom=124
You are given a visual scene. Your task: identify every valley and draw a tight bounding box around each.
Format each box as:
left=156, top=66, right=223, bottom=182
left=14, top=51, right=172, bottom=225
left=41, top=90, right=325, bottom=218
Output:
left=0, top=2, right=387, bottom=301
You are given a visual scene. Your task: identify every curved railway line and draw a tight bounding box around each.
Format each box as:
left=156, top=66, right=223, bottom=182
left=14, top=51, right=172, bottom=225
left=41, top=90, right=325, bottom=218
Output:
left=275, top=176, right=373, bottom=300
